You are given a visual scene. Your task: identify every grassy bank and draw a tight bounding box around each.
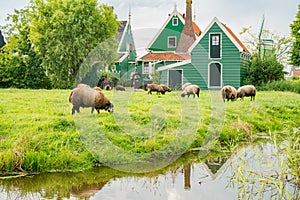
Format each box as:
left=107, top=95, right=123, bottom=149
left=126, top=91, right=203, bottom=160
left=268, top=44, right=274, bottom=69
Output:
left=0, top=89, right=299, bottom=175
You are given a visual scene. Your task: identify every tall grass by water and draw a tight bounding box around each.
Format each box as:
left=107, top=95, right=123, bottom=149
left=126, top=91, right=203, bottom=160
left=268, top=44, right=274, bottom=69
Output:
left=0, top=88, right=299, bottom=176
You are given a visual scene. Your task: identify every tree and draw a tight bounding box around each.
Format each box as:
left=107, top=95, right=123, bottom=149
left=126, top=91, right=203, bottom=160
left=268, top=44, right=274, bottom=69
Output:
left=290, top=4, right=300, bottom=66
left=240, top=26, right=293, bottom=66
left=244, top=55, right=285, bottom=86
left=30, top=0, right=119, bottom=89
left=240, top=23, right=290, bottom=86
left=0, top=8, right=51, bottom=89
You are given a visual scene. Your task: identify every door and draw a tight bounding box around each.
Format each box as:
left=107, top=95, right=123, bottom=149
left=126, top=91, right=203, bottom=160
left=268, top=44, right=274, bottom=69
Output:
left=210, top=34, right=221, bottom=59
left=169, top=70, right=182, bottom=90
left=209, top=63, right=221, bottom=88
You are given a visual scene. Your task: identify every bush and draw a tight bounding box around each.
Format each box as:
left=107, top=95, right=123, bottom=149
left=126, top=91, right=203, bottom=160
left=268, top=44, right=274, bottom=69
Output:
left=259, top=79, right=300, bottom=94
left=244, top=55, right=286, bottom=86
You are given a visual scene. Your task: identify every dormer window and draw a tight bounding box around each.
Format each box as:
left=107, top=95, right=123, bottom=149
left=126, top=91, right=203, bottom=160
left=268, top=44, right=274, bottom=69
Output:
left=168, top=36, right=176, bottom=48
left=172, top=17, right=178, bottom=26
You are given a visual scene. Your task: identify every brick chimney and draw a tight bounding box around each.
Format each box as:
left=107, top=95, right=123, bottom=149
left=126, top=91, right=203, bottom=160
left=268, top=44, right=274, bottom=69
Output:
left=176, top=0, right=196, bottom=53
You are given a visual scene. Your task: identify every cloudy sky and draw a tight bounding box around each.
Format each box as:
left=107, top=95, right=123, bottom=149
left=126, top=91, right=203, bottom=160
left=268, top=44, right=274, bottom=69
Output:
left=1, top=0, right=299, bottom=55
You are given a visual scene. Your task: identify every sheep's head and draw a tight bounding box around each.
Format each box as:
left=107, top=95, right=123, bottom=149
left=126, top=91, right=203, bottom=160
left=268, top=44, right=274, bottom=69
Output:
left=181, top=93, right=186, bottom=98
left=105, top=102, right=114, bottom=112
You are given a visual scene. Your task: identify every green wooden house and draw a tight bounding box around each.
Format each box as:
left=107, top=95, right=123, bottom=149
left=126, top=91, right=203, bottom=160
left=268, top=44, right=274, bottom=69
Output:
left=136, top=4, right=201, bottom=81
left=115, top=13, right=137, bottom=81
left=157, top=17, right=251, bottom=90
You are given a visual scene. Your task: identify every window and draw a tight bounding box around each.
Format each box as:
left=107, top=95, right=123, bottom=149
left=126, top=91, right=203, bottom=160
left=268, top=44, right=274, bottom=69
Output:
left=168, top=36, right=176, bottom=48
left=142, top=62, right=154, bottom=74
left=172, top=18, right=178, bottom=26
left=210, top=33, right=221, bottom=59
left=212, top=35, right=220, bottom=45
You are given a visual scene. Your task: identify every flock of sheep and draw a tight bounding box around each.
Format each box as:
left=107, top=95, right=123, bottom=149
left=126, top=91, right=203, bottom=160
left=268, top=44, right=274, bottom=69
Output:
left=68, top=83, right=256, bottom=115
left=221, top=84, right=256, bottom=102
left=146, top=83, right=256, bottom=102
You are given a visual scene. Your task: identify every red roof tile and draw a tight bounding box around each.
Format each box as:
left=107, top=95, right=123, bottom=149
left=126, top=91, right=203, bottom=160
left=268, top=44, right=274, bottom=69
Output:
left=139, top=52, right=191, bottom=61
left=222, top=23, right=250, bottom=54
left=292, top=71, right=300, bottom=76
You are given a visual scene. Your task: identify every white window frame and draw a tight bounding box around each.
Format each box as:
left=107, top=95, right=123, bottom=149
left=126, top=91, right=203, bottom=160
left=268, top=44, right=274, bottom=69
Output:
left=168, top=36, right=176, bottom=48
left=209, top=33, right=222, bottom=59
left=172, top=17, right=178, bottom=26
left=142, top=62, right=155, bottom=74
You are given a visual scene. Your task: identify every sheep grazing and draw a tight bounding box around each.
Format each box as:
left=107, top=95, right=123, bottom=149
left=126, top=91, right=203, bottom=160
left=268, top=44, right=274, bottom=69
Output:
left=69, top=84, right=114, bottom=114
left=160, top=84, right=171, bottom=93
left=146, top=84, right=165, bottom=95
left=237, top=85, right=256, bottom=101
left=221, top=85, right=237, bottom=102
left=182, top=82, right=192, bottom=90
left=181, top=84, right=200, bottom=98
left=115, top=85, right=126, bottom=91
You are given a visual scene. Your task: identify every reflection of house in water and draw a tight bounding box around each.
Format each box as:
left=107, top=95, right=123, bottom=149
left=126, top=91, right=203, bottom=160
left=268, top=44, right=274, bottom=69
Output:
left=70, top=181, right=109, bottom=198
left=202, top=156, right=231, bottom=180
left=169, top=163, right=192, bottom=190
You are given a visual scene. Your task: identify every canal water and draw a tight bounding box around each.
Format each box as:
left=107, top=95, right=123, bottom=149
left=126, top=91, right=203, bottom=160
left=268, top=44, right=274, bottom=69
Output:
left=0, top=143, right=299, bottom=200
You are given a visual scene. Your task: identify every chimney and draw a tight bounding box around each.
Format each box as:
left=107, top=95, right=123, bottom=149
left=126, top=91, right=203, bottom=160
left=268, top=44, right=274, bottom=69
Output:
left=176, top=0, right=196, bottom=53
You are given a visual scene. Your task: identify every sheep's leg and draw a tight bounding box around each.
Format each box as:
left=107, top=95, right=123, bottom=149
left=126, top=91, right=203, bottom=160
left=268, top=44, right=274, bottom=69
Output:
left=72, top=107, right=76, bottom=115
left=91, top=107, right=94, bottom=114
left=72, top=106, right=79, bottom=115
left=96, top=109, right=100, bottom=114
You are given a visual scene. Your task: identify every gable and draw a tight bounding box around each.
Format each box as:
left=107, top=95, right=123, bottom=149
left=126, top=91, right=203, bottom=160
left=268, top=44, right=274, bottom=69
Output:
left=148, top=15, right=184, bottom=52
left=189, top=17, right=250, bottom=55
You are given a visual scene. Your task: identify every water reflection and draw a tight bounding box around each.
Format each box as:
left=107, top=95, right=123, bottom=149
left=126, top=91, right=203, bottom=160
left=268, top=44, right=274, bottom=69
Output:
left=0, top=143, right=299, bottom=200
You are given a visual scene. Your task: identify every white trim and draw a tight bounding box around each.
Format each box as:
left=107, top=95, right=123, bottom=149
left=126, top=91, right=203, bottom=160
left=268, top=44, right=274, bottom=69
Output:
left=117, top=21, right=129, bottom=53
left=157, top=60, right=191, bottom=71
left=119, top=52, right=129, bottom=62
left=168, top=36, right=177, bottom=48
left=147, top=6, right=185, bottom=49
left=172, top=17, right=179, bottom=26
left=208, top=61, right=222, bottom=88
left=188, top=17, right=246, bottom=53
left=209, top=33, right=222, bottom=59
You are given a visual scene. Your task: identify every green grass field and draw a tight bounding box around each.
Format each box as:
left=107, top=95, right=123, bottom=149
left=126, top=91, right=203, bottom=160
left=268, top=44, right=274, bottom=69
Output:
left=0, top=88, right=299, bottom=175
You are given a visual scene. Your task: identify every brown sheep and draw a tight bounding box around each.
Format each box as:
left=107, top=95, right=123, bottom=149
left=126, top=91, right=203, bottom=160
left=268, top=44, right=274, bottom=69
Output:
left=160, top=84, right=171, bottom=93
left=115, top=85, right=126, bottom=91
left=69, top=84, right=114, bottom=114
left=181, top=84, right=200, bottom=98
left=237, top=85, right=256, bottom=101
left=221, top=85, right=237, bottom=102
left=146, top=84, right=165, bottom=95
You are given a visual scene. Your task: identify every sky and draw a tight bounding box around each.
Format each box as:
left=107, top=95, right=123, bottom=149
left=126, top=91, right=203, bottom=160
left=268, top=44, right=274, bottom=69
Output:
left=0, top=0, right=299, bottom=56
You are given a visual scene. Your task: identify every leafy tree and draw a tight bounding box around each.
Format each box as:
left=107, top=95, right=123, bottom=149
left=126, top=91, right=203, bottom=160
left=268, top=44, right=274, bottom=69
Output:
left=244, top=55, right=285, bottom=86
left=240, top=22, right=290, bottom=86
left=30, top=0, right=119, bottom=89
left=240, top=26, right=293, bottom=66
left=0, top=8, right=51, bottom=89
left=290, top=4, right=300, bottom=66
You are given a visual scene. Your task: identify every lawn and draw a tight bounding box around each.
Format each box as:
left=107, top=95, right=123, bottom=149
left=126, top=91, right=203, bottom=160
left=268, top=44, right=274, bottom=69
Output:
left=0, top=88, right=299, bottom=174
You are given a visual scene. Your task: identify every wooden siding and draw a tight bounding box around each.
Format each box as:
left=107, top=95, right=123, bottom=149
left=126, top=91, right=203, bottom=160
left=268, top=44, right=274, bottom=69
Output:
left=149, top=15, right=184, bottom=52
left=190, top=23, right=243, bottom=90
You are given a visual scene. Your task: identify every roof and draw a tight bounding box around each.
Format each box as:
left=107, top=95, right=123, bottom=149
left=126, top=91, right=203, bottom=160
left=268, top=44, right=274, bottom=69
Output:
left=147, top=6, right=201, bottom=50
left=115, top=21, right=127, bottom=43
left=189, top=17, right=250, bottom=54
left=222, top=23, right=250, bottom=54
left=292, top=71, right=300, bottom=76
left=139, top=52, right=191, bottom=61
